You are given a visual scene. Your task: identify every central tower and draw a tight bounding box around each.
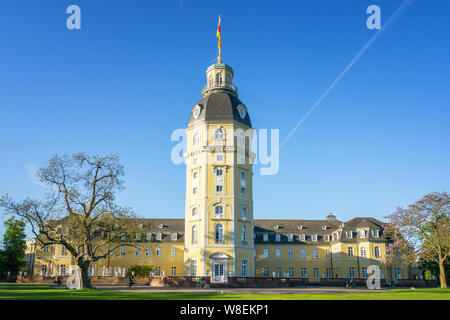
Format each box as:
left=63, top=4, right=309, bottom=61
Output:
left=183, top=59, right=255, bottom=282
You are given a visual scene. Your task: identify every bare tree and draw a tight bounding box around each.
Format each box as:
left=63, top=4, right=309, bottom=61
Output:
left=384, top=192, right=449, bottom=288
left=0, top=153, right=144, bottom=288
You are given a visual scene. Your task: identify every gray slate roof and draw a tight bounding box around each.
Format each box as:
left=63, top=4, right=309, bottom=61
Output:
left=188, top=92, right=252, bottom=127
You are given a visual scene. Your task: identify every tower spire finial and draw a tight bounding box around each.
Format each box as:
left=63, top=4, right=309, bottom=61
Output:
left=216, top=15, right=222, bottom=63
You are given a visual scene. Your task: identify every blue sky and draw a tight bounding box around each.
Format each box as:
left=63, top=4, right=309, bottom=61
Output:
left=0, top=0, right=449, bottom=239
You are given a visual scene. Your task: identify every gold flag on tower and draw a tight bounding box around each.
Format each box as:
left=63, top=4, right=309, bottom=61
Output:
left=216, top=15, right=222, bottom=63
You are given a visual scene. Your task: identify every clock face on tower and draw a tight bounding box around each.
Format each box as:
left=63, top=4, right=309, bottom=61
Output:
left=193, top=104, right=201, bottom=119
left=237, top=104, right=246, bottom=119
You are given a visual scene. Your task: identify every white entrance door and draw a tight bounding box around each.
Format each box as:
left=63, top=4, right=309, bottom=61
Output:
left=214, top=263, right=224, bottom=282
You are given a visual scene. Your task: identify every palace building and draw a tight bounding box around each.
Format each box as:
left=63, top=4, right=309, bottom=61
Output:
left=24, top=22, right=416, bottom=285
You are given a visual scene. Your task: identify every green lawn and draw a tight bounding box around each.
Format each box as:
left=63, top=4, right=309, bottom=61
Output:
left=0, top=286, right=449, bottom=300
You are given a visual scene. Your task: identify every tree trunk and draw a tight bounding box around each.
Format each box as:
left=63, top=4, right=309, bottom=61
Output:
left=79, top=260, right=92, bottom=289
left=438, top=259, right=447, bottom=289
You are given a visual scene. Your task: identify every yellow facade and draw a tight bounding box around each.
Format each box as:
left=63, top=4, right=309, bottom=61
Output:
left=26, top=62, right=411, bottom=284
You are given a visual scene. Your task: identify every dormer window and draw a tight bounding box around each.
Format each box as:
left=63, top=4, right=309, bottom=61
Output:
left=288, top=234, right=294, bottom=242
left=324, top=234, right=330, bottom=241
left=226, top=75, right=231, bottom=84
left=300, top=234, right=306, bottom=241
left=360, top=230, right=367, bottom=238
left=171, top=233, right=177, bottom=241
left=322, top=225, right=327, bottom=230
left=263, top=233, right=268, bottom=241
left=273, top=224, right=279, bottom=230
left=312, top=234, right=318, bottom=242
left=297, top=225, right=303, bottom=230
left=275, top=234, right=281, bottom=242
left=156, top=233, right=162, bottom=241
left=346, top=231, right=353, bottom=238
left=146, top=233, right=152, bottom=241
left=372, top=230, right=379, bottom=238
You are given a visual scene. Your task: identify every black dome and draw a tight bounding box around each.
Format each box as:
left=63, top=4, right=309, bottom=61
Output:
left=188, top=92, right=251, bottom=128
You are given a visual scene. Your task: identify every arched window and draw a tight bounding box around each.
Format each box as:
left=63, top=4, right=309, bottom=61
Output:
left=209, top=76, right=213, bottom=87
left=360, top=246, right=366, bottom=258
left=192, top=225, right=198, bottom=244
left=226, top=75, right=231, bottom=84
left=374, top=246, right=381, bottom=258
left=215, top=205, right=224, bottom=217
left=193, top=132, right=200, bottom=145
left=241, top=225, right=248, bottom=245
left=240, top=207, right=248, bottom=221
left=192, top=207, right=198, bottom=216
left=215, top=224, right=224, bottom=243
left=240, top=171, right=246, bottom=195
left=215, top=128, right=225, bottom=141
left=216, top=73, right=222, bottom=86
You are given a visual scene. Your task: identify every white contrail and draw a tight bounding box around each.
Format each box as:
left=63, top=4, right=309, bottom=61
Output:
left=280, top=0, right=413, bottom=148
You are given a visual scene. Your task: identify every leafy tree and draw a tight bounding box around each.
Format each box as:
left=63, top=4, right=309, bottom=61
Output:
left=0, top=153, right=145, bottom=288
left=0, top=218, right=27, bottom=280
left=384, top=192, right=449, bottom=288
left=126, top=265, right=155, bottom=277
left=419, top=257, right=450, bottom=281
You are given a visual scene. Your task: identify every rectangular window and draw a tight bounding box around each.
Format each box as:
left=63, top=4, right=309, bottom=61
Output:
left=171, top=247, right=177, bottom=257
left=216, top=169, right=223, bottom=176
left=313, top=248, right=319, bottom=259
left=156, top=233, right=162, bottom=241
left=61, top=246, right=67, bottom=256
left=171, top=233, right=177, bottom=240
left=276, top=267, right=281, bottom=277
left=191, top=260, right=197, bottom=276
left=360, top=247, right=367, bottom=258
left=193, top=187, right=198, bottom=195
left=300, top=248, right=306, bottom=259
left=216, top=154, right=224, bottom=162
left=348, top=246, right=354, bottom=257
left=41, top=265, right=47, bottom=275
left=263, top=233, right=268, bottom=241
left=171, top=267, right=177, bottom=276
left=288, top=248, right=294, bottom=258
left=135, top=248, right=141, bottom=256
left=374, top=246, right=381, bottom=258
left=372, top=230, right=379, bottom=238
left=324, top=234, right=330, bottom=241
left=275, top=248, right=281, bottom=258
left=327, top=268, right=332, bottom=278
left=289, top=268, right=294, bottom=278
left=301, top=268, right=307, bottom=278
left=156, top=267, right=161, bottom=276
left=145, top=247, right=151, bottom=256
left=395, top=268, right=401, bottom=279
left=275, top=234, right=281, bottom=242
left=314, top=268, right=319, bottom=278
left=263, top=267, right=269, bottom=277
left=362, top=268, right=368, bottom=279
left=326, top=249, right=331, bottom=258
left=241, top=260, right=248, bottom=277
left=146, top=233, right=152, bottom=241
left=288, top=234, right=293, bottom=242
left=156, top=247, right=162, bottom=256
left=346, top=231, right=353, bottom=238
left=263, top=248, right=269, bottom=258
left=312, top=234, right=318, bottom=242
left=216, top=185, right=223, bottom=192
left=300, top=234, right=305, bottom=241
left=360, top=230, right=367, bottom=238
left=120, top=247, right=126, bottom=256
left=43, top=245, right=49, bottom=253
left=349, top=267, right=355, bottom=278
